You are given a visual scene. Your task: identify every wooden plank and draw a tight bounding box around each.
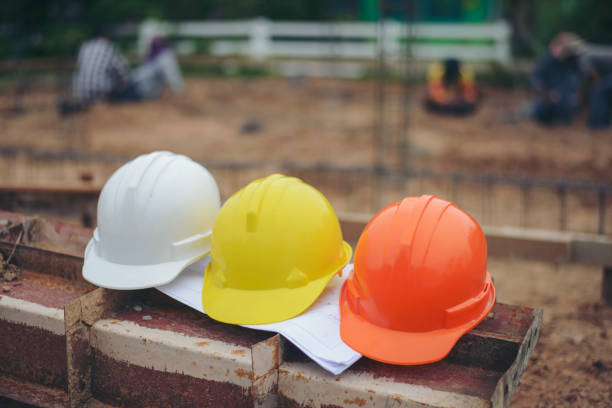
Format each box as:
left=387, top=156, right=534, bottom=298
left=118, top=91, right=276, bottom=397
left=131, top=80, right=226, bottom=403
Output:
left=411, top=44, right=509, bottom=62
left=278, top=303, right=542, bottom=408
left=0, top=216, right=91, bottom=257
left=3, top=202, right=612, bottom=266
left=0, top=296, right=67, bottom=390
left=0, top=210, right=31, bottom=227
left=409, top=21, right=511, bottom=40
left=176, top=21, right=253, bottom=37
left=0, top=242, right=88, bottom=283
left=484, top=226, right=571, bottom=263
left=571, top=235, right=612, bottom=265
left=0, top=185, right=100, bottom=194
left=0, top=247, right=95, bottom=407
left=0, top=375, right=68, bottom=408
left=64, top=289, right=128, bottom=408
left=211, top=40, right=507, bottom=61
left=603, top=266, right=612, bottom=305
left=0, top=189, right=99, bottom=228
left=269, top=22, right=377, bottom=38
left=158, top=20, right=510, bottom=41
left=133, top=19, right=511, bottom=62
left=338, top=212, right=370, bottom=245
left=0, top=214, right=542, bottom=408
left=88, top=289, right=279, bottom=407
left=490, top=307, right=542, bottom=407
left=339, top=213, right=612, bottom=266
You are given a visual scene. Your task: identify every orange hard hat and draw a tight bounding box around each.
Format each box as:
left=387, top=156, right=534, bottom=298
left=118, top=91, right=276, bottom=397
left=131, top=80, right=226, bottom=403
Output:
left=339, top=194, right=495, bottom=365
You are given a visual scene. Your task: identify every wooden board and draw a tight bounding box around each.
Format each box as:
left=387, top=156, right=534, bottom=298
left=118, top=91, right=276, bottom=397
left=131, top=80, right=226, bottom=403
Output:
left=0, top=212, right=542, bottom=407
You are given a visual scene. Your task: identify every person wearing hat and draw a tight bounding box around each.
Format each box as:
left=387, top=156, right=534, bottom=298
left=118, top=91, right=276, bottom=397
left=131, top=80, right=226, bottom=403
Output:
left=424, top=58, right=480, bottom=116
left=530, top=32, right=584, bottom=126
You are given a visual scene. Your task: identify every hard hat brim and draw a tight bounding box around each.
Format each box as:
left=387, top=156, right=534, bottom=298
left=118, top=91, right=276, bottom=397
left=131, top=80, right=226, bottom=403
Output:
left=339, top=271, right=495, bottom=365
left=82, top=239, right=208, bottom=290
left=202, top=241, right=352, bottom=325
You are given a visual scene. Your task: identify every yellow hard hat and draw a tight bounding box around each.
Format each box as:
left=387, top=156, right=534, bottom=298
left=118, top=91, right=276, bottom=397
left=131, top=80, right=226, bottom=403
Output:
left=202, top=173, right=352, bottom=325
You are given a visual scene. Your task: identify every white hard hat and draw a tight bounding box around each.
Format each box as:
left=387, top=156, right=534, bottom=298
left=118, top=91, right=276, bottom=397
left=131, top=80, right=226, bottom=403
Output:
left=83, top=151, right=221, bottom=289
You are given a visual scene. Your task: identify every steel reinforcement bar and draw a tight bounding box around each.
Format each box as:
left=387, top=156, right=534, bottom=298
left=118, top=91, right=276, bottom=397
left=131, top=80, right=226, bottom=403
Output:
left=1, top=145, right=611, bottom=233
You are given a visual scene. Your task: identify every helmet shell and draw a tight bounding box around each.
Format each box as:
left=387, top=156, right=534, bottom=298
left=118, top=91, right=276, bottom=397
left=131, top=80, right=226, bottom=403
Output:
left=83, top=151, right=221, bottom=289
left=340, top=195, right=494, bottom=365
left=203, top=174, right=352, bottom=325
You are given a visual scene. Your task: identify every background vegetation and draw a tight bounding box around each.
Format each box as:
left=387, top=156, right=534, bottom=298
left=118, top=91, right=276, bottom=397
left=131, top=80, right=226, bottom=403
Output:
left=1, top=0, right=611, bottom=59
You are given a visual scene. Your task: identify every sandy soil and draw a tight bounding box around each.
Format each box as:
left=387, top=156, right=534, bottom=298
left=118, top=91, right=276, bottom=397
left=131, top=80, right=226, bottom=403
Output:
left=1, top=78, right=611, bottom=406
left=2, top=78, right=612, bottom=179
left=2, top=78, right=612, bottom=233
left=492, top=259, right=611, bottom=407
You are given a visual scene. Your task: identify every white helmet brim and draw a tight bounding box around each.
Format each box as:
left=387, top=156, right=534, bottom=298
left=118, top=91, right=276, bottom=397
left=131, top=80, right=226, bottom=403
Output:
left=82, top=239, right=206, bottom=290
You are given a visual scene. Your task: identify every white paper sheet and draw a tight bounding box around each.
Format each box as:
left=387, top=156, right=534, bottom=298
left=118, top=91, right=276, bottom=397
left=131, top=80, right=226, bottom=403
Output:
left=156, top=257, right=361, bottom=375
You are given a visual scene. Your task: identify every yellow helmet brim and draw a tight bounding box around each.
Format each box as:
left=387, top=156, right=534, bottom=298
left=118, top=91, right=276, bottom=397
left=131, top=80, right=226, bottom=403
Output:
left=202, top=241, right=352, bottom=325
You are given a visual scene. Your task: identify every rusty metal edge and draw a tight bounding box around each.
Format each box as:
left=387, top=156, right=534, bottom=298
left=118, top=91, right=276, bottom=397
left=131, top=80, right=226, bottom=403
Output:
left=0, top=241, right=89, bottom=284
left=0, top=373, right=68, bottom=408
left=489, top=307, right=543, bottom=408
left=65, top=288, right=129, bottom=408
left=4, top=203, right=612, bottom=265
left=251, top=334, right=283, bottom=408
left=0, top=212, right=548, bottom=408
left=83, top=302, right=283, bottom=407
left=0, top=185, right=101, bottom=195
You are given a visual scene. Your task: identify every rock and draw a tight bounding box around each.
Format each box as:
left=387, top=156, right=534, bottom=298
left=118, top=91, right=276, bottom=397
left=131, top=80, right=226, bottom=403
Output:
left=133, top=305, right=143, bottom=312
left=1, top=263, right=21, bottom=282
left=2, top=286, right=10, bottom=292
left=142, top=315, right=153, bottom=321
left=241, top=119, right=262, bottom=134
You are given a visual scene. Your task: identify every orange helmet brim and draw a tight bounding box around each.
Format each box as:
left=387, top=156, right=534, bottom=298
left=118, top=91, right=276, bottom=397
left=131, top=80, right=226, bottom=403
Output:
left=339, top=272, right=495, bottom=365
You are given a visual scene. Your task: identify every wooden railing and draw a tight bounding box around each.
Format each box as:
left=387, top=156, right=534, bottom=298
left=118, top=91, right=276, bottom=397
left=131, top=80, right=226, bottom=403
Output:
left=118, top=18, right=512, bottom=62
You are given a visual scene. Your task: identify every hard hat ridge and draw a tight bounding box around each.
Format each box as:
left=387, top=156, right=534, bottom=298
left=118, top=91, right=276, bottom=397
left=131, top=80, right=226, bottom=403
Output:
left=202, top=173, right=352, bottom=325
left=107, top=151, right=178, bottom=226
left=339, top=194, right=495, bottom=365
left=244, top=173, right=286, bottom=232
left=83, top=151, right=221, bottom=289
left=125, top=151, right=175, bottom=190
left=383, top=195, right=435, bottom=271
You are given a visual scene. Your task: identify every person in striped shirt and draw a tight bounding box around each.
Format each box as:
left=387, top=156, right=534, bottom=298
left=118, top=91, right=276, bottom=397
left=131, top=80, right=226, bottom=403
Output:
left=72, top=32, right=132, bottom=105
left=69, top=31, right=183, bottom=110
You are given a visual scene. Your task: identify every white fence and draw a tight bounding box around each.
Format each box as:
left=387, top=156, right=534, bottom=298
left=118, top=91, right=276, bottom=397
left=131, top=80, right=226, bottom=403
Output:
left=130, top=18, right=511, bottom=63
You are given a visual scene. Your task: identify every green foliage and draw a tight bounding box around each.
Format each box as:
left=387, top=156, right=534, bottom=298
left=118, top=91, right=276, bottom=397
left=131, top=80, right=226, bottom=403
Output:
left=536, top=0, right=612, bottom=45
left=2, top=0, right=612, bottom=59
left=0, top=0, right=329, bottom=58
left=503, top=0, right=612, bottom=57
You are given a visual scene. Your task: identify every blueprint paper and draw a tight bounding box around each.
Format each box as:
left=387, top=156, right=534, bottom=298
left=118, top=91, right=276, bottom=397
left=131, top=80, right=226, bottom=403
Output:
left=156, top=257, right=361, bottom=375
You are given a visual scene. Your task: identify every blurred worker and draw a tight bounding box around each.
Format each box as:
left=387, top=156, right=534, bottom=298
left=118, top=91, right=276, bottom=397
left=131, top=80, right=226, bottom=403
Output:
left=581, top=46, right=612, bottom=129
left=530, top=32, right=583, bottom=126
left=63, top=31, right=183, bottom=114
left=129, top=37, right=184, bottom=100
left=425, top=58, right=480, bottom=115
left=71, top=27, right=132, bottom=106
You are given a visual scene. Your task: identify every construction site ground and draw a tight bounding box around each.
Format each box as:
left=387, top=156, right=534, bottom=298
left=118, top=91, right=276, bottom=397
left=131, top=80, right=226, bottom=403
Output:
left=1, top=77, right=611, bottom=407
left=2, top=77, right=612, bottom=179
